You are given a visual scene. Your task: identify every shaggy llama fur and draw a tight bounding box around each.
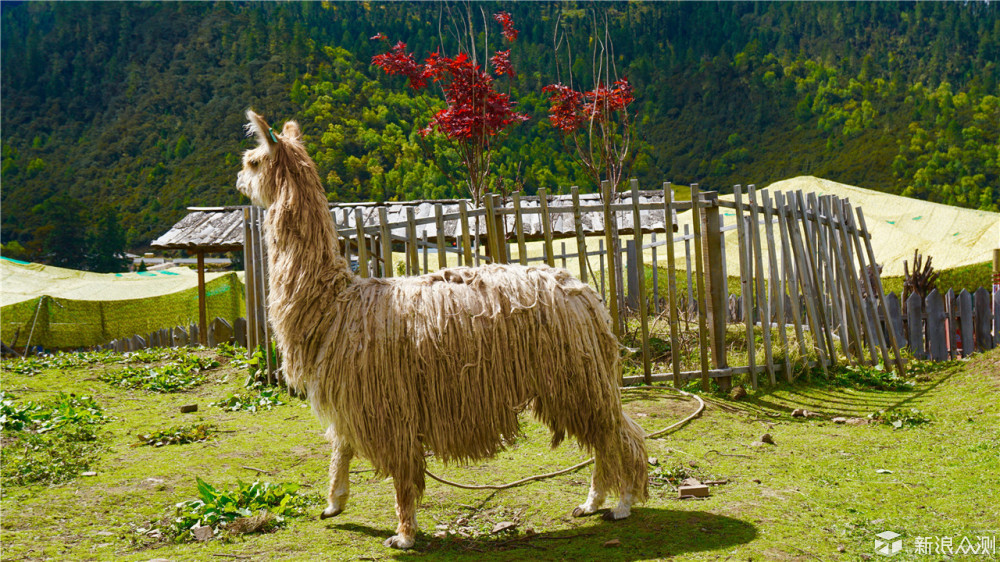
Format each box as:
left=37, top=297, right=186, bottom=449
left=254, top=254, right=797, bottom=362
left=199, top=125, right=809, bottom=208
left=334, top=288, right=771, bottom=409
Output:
left=236, top=110, right=648, bottom=549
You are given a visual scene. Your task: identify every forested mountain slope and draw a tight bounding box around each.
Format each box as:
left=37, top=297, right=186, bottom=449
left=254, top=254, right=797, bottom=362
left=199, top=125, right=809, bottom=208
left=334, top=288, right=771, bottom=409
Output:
left=2, top=2, right=997, bottom=261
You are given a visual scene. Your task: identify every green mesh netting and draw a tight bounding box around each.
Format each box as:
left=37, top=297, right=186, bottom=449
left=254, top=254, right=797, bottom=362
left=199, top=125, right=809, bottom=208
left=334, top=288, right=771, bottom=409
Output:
left=2, top=261, right=245, bottom=349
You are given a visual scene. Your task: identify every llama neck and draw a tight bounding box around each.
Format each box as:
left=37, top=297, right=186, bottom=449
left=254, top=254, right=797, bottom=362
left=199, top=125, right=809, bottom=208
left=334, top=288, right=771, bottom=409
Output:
left=262, top=176, right=352, bottom=343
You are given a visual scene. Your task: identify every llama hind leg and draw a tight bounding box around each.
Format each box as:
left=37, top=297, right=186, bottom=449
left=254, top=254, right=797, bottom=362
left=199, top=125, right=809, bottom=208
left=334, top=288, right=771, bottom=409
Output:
left=572, top=472, right=608, bottom=517
left=384, top=470, right=423, bottom=549
left=320, top=439, right=354, bottom=519
left=604, top=414, right=649, bottom=521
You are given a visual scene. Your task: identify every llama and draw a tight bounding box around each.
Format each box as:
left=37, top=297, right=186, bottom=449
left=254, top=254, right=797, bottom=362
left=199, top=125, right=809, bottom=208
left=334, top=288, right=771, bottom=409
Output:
left=236, top=110, right=648, bottom=549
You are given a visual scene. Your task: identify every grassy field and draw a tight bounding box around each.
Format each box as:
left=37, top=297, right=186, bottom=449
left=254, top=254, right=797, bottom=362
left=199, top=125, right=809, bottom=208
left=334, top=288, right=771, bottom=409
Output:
left=1, top=345, right=998, bottom=561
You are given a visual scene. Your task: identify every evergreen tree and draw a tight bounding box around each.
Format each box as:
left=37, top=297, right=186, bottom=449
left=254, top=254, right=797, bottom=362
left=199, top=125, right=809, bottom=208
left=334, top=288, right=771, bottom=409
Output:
left=31, top=194, right=89, bottom=270
left=88, top=205, right=130, bottom=273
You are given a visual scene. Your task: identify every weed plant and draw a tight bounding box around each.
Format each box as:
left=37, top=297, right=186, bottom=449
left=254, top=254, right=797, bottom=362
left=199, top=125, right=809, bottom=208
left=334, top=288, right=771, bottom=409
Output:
left=170, top=478, right=317, bottom=541
left=0, top=391, right=108, bottom=485
left=134, top=423, right=215, bottom=447
left=100, top=354, right=219, bottom=392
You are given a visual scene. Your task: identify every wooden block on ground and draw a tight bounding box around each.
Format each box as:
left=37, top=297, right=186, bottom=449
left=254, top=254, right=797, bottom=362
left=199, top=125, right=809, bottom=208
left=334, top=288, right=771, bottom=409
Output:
left=678, top=484, right=710, bottom=498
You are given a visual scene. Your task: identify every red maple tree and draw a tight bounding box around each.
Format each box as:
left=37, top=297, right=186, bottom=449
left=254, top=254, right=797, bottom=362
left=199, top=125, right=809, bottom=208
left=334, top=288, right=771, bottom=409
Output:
left=371, top=11, right=527, bottom=207
left=542, top=77, right=635, bottom=199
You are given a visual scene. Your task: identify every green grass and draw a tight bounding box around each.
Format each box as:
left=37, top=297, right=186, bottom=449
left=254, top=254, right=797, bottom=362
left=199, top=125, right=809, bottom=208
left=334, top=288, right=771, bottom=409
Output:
left=1, top=347, right=998, bottom=560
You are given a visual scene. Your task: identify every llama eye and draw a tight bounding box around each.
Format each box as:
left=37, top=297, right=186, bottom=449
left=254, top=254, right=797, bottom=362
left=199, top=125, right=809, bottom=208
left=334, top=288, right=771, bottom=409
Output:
left=248, top=160, right=259, bottom=168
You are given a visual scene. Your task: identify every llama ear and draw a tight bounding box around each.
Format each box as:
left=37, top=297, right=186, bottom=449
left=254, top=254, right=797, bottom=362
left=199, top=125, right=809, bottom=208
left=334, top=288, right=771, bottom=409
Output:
left=282, top=121, right=302, bottom=141
left=245, top=109, right=278, bottom=150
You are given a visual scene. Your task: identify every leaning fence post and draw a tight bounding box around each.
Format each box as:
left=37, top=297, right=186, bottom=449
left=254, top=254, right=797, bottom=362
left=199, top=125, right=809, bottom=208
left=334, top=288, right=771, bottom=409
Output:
left=700, top=190, right=729, bottom=389
left=662, top=183, right=682, bottom=387
left=691, top=184, right=711, bottom=392
left=630, top=179, right=652, bottom=384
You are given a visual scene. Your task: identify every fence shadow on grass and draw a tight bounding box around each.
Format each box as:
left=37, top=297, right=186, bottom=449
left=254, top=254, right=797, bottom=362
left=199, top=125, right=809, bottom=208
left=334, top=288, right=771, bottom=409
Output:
left=722, top=368, right=960, bottom=419
left=332, top=508, right=757, bottom=560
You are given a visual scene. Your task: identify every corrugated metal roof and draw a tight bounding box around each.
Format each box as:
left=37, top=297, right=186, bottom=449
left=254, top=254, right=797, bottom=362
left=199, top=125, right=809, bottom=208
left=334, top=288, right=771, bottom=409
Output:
left=152, top=193, right=680, bottom=250
left=151, top=207, right=245, bottom=251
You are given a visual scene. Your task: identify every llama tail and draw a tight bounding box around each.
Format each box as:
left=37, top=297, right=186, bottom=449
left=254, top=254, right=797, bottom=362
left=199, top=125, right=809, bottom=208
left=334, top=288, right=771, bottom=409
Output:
left=620, top=413, right=649, bottom=503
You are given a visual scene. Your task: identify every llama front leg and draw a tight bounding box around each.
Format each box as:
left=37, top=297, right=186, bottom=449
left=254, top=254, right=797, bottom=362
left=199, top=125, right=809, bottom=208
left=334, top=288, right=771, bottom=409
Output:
left=320, top=439, right=354, bottom=519
left=384, top=470, right=423, bottom=549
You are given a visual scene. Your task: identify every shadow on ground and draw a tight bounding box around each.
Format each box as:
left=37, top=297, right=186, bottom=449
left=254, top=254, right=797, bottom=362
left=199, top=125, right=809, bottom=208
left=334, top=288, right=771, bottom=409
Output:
left=720, top=367, right=959, bottom=419
left=332, top=508, right=756, bottom=560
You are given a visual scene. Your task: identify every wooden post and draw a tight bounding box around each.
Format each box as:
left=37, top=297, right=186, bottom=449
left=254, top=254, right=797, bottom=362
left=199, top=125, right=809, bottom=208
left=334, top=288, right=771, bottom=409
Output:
left=691, top=184, right=711, bottom=392
left=602, top=181, right=620, bottom=337
left=242, top=207, right=258, bottom=352
left=959, top=290, right=974, bottom=358
left=843, top=200, right=888, bottom=366
left=197, top=251, right=207, bottom=346
left=490, top=194, right=508, bottom=264
left=538, top=188, right=555, bottom=268
left=663, top=183, right=682, bottom=387
left=651, top=232, right=659, bottom=314
left=733, top=186, right=757, bottom=387
left=747, top=185, right=774, bottom=385
left=354, top=209, right=369, bottom=278
left=794, top=191, right=836, bottom=364
left=513, top=193, right=527, bottom=266
left=974, top=288, right=994, bottom=351
left=762, top=194, right=791, bottom=383
left=435, top=204, right=447, bottom=270
left=833, top=198, right=880, bottom=365
left=630, top=179, right=652, bottom=385
left=946, top=288, right=958, bottom=360
left=406, top=207, right=418, bottom=275
left=854, top=208, right=906, bottom=374
left=459, top=200, right=473, bottom=267
left=926, top=289, right=947, bottom=360
left=907, top=292, right=925, bottom=359
left=700, top=190, right=729, bottom=387
left=785, top=193, right=829, bottom=375
left=379, top=207, right=393, bottom=278
left=572, top=187, right=588, bottom=282
left=774, top=193, right=809, bottom=367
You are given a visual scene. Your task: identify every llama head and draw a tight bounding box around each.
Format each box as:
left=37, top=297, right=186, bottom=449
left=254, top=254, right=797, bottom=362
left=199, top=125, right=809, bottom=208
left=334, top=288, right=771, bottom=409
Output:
left=237, top=109, right=310, bottom=208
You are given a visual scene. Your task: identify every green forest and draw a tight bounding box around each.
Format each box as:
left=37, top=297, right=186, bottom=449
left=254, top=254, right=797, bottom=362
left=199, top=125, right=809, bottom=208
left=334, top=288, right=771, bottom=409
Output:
left=1, top=2, right=998, bottom=265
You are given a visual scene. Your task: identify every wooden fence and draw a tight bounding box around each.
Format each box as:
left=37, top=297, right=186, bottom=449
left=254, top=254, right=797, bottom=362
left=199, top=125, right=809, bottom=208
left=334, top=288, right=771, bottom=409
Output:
left=884, top=288, right=999, bottom=360
left=101, top=316, right=247, bottom=353
left=242, top=179, right=971, bottom=390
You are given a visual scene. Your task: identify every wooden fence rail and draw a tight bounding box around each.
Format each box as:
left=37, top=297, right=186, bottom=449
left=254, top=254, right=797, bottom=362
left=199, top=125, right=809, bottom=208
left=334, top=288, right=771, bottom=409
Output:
left=237, top=180, right=994, bottom=388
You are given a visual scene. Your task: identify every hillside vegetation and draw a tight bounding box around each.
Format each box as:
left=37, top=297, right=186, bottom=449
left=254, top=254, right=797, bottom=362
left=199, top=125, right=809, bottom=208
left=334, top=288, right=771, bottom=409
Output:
left=2, top=2, right=997, bottom=260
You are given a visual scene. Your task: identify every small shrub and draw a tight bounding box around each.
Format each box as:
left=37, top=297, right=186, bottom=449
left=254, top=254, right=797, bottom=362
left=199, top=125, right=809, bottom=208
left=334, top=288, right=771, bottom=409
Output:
left=134, top=424, right=214, bottom=447
left=868, top=408, right=932, bottom=429
left=648, top=464, right=691, bottom=487
left=211, top=386, right=285, bottom=412
left=824, top=364, right=914, bottom=391
left=100, top=354, right=219, bottom=392
left=171, top=477, right=316, bottom=541
left=1, top=391, right=108, bottom=485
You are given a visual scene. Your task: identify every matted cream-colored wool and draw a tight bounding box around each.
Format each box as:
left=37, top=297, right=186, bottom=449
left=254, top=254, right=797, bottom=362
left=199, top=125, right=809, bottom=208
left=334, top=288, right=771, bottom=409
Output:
left=236, top=111, right=647, bottom=545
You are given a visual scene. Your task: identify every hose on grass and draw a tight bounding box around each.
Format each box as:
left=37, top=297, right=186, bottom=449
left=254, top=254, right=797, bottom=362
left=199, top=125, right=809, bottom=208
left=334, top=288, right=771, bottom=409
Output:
left=424, top=386, right=706, bottom=491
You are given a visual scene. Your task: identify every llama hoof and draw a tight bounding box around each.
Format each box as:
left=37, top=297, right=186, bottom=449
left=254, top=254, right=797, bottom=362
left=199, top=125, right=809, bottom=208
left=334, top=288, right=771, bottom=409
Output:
left=572, top=506, right=594, bottom=518
left=383, top=534, right=415, bottom=549
left=319, top=506, right=342, bottom=520
left=602, top=506, right=631, bottom=521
